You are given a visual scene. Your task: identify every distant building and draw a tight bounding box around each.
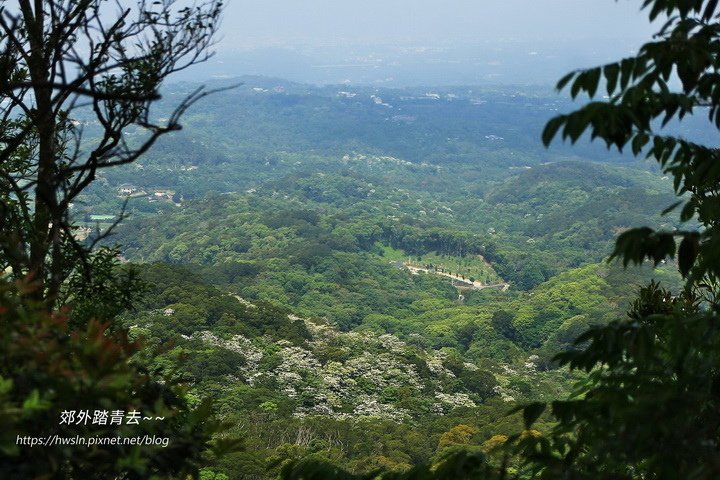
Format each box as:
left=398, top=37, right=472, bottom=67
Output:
left=118, top=184, right=137, bottom=195
left=151, top=189, right=176, bottom=201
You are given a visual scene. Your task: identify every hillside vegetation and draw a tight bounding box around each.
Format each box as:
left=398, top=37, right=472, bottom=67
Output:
left=83, top=79, right=689, bottom=477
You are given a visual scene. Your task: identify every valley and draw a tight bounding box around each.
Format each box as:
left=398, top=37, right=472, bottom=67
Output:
left=3, top=2, right=717, bottom=478
left=68, top=77, right=692, bottom=477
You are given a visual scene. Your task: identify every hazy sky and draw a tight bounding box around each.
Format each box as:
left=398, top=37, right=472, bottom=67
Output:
left=173, top=1, right=661, bottom=85
left=218, top=0, right=657, bottom=49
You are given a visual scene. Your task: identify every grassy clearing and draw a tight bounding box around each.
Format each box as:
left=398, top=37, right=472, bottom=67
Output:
left=379, top=244, right=503, bottom=284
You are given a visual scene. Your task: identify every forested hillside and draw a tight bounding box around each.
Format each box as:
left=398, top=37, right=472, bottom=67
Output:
left=71, top=79, right=687, bottom=477
left=4, top=0, right=720, bottom=478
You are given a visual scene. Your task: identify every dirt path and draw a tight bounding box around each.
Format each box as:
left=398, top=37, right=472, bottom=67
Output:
left=404, top=264, right=509, bottom=291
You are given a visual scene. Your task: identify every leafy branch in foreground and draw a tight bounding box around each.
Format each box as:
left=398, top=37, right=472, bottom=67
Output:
left=0, top=0, right=225, bottom=310
left=512, top=0, right=720, bottom=478
left=541, top=0, right=720, bottom=287
left=0, top=277, right=241, bottom=478
left=0, top=0, right=244, bottom=477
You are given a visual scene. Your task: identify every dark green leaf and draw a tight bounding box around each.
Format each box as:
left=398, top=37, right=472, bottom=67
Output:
left=661, top=200, right=683, bottom=216
left=604, top=63, right=619, bottom=95
left=542, top=116, right=566, bottom=146
left=678, top=235, right=699, bottom=277
left=704, top=0, right=719, bottom=21
left=522, top=402, right=546, bottom=429
left=556, top=71, right=576, bottom=91
left=681, top=201, right=696, bottom=222
left=587, top=68, right=601, bottom=98
left=632, top=132, right=649, bottom=155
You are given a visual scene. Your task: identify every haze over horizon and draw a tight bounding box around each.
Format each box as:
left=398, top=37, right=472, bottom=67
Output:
left=218, top=0, right=655, bottom=48
left=178, top=1, right=660, bottom=86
